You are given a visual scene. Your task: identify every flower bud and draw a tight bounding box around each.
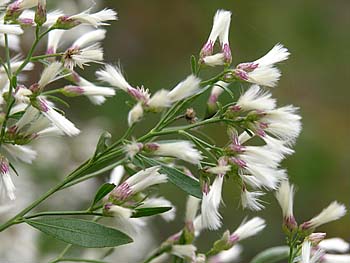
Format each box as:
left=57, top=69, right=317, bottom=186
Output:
left=35, top=0, right=47, bottom=26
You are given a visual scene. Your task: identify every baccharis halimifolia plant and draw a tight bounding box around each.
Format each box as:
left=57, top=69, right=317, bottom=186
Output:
left=0, top=2, right=346, bottom=262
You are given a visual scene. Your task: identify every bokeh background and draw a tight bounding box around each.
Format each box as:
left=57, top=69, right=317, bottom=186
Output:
left=1, top=0, right=350, bottom=262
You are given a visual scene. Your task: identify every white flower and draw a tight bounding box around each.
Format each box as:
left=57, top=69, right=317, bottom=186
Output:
left=168, top=75, right=201, bottom=102
left=300, top=241, right=324, bottom=263
left=72, top=29, right=106, bottom=49
left=14, top=86, right=32, bottom=104
left=202, top=53, right=225, bottom=67
left=105, top=204, right=133, bottom=219
left=0, top=34, right=21, bottom=51
left=24, top=115, right=51, bottom=135
left=171, top=244, right=196, bottom=260
left=319, top=238, right=350, bottom=253
left=149, top=141, right=203, bottom=165
left=128, top=102, right=144, bottom=127
left=206, top=164, right=231, bottom=175
left=7, top=0, right=38, bottom=11
left=38, top=62, right=63, bottom=89
left=0, top=157, right=15, bottom=200
left=148, top=254, right=170, bottom=263
left=276, top=180, right=296, bottom=227
left=208, top=245, right=242, bottom=263
left=36, top=98, right=80, bottom=136
left=138, top=196, right=175, bottom=222
left=231, top=139, right=287, bottom=190
left=193, top=215, right=204, bottom=237
left=36, top=126, right=63, bottom=137
left=108, top=165, right=125, bottom=186
left=14, top=106, right=39, bottom=131
left=147, top=89, right=171, bottom=111
left=43, top=10, right=63, bottom=27
left=64, top=44, right=103, bottom=69
left=200, top=9, right=232, bottom=63
left=0, top=24, right=23, bottom=35
left=230, top=217, right=266, bottom=242
left=63, top=85, right=115, bottom=97
left=185, top=195, right=201, bottom=222
left=235, top=44, right=290, bottom=87
left=47, top=30, right=64, bottom=54
left=259, top=105, right=302, bottom=143
left=71, top=73, right=112, bottom=105
left=235, top=85, right=276, bottom=111
left=68, top=8, right=117, bottom=27
left=3, top=144, right=37, bottom=164
left=241, top=189, right=264, bottom=211
left=111, top=167, right=167, bottom=200
left=96, top=64, right=133, bottom=92
left=124, top=141, right=143, bottom=159
left=301, top=201, right=347, bottom=229
left=322, top=254, right=350, bottom=263
left=201, top=175, right=224, bottom=230
left=208, top=81, right=226, bottom=106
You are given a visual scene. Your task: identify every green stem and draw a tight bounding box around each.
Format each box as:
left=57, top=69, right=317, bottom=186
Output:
left=41, top=88, right=63, bottom=95
left=31, top=53, right=63, bottom=61
left=14, top=27, right=52, bottom=77
left=22, top=210, right=105, bottom=220
left=0, top=160, right=90, bottom=232
left=143, top=245, right=172, bottom=263
left=53, top=258, right=108, bottom=263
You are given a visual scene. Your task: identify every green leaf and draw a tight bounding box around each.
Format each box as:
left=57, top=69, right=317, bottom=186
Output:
left=131, top=207, right=172, bottom=218
left=9, top=162, right=20, bottom=176
left=250, top=246, right=289, bottom=263
left=140, top=155, right=202, bottom=199
left=91, top=183, right=115, bottom=207
left=93, top=131, right=112, bottom=159
left=8, top=110, right=25, bottom=120
left=25, top=218, right=132, bottom=248
left=190, top=55, right=197, bottom=75
left=45, top=95, right=70, bottom=108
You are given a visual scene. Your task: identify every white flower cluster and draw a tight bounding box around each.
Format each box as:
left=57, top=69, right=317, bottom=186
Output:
left=0, top=0, right=117, bottom=200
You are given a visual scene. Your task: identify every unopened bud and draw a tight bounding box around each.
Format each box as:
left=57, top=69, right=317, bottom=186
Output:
left=185, top=108, right=197, bottom=123
left=35, top=0, right=47, bottom=26
left=62, top=86, right=83, bottom=97
left=308, top=232, right=326, bottom=245
left=52, top=16, right=80, bottom=30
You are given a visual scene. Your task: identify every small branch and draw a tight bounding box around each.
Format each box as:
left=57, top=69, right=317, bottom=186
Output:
left=22, top=210, right=105, bottom=220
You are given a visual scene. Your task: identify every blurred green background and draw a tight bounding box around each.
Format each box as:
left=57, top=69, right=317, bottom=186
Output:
left=4, top=0, right=350, bottom=262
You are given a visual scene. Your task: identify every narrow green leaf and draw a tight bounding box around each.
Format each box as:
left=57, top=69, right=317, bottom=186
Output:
left=250, top=246, right=289, bottom=263
left=140, top=155, right=202, bottom=199
left=131, top=207, right=172, bottom=218
left=8, top=110, right=25, bottom=120
left=25, top=218, right=133, bottom=248
left=215, top=83, right=234, bottom=99
left=93, top=131, right=112, bottom=159
left=91, top=183, right=115, bottom=207
left=9, top=162, right=20, bottom=176
left=45, top=95, right=70, bottom=108
left=190, top=55, right=197, bottom=75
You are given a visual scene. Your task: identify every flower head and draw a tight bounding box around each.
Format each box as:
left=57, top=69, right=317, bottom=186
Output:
left=301, top=201, right=347, bottom=230
left=146, top=141, right=203, bottom=165
left=0, top=157, right=15, bottom=200
left=168, top=75, right=201, bottom=102
left=229, top=217, right=266, bottom=243
left=235, top=44, right=290, bottom=87
left=275, top=180, right=297, bottom=229
left=110, top=166, right=167, bottom=201
left=200, top=9, right=232, bottom=64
